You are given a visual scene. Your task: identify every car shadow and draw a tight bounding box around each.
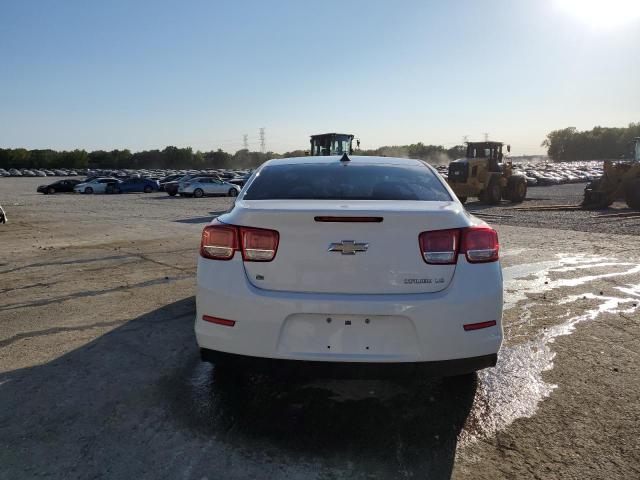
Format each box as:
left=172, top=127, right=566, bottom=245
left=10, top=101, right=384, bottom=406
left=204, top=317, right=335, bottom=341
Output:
left=174, top=210, right=230, bottom=224
left=0, top=297, right=477, bottom=479
left=174, top=216, right=217, bottom=224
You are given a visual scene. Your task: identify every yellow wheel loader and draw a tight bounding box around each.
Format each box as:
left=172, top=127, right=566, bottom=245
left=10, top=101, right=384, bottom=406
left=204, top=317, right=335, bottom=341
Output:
left=583, top=137, right=640, bottom=210
left=309, top=133, right=355, bottom=156
left=447, top=141, right=527, bottom=205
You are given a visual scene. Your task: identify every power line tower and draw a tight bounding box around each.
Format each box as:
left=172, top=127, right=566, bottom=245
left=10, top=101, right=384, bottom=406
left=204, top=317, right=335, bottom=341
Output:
left=259, top=128, right=265, bottom=153
left=242, top=134, right=249, bottom=150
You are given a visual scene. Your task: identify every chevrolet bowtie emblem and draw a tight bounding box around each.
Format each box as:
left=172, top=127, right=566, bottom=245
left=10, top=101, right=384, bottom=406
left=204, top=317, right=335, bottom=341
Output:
left=328, top=240, right=369, bottom=255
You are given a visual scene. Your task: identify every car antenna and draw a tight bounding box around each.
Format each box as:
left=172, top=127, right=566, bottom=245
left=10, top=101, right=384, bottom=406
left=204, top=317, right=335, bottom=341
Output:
left=340, top=152, right=350, bottom=163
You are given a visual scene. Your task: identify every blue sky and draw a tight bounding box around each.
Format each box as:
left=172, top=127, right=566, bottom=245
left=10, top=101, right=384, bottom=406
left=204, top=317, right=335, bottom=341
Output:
left=1, top=0, right=639, bottom=155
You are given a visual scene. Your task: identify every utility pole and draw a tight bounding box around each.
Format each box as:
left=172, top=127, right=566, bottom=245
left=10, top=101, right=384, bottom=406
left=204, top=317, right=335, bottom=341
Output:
left=484, top=132, right=489, bottom=142
left=242, top=134, right=249, bottom=150
left=259, top=127, right=265, bottom=153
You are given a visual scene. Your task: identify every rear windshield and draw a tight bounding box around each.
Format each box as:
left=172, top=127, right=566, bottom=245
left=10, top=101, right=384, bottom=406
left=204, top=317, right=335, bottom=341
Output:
left=243, top=163, right=451, bottom=201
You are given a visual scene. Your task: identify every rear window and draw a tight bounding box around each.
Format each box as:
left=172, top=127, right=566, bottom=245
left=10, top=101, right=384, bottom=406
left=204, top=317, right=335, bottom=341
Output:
left=243, top=163, right=451, bottom=201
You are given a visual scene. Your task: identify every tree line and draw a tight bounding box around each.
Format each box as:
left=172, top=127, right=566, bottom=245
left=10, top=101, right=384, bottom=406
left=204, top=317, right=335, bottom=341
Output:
left=3, top=122, right=637, bottom=170
left=542, top=122, right=640, bottom=161
left=0, top=143, right=467, bottom=170
left=0, top=146, right=276, bottom=171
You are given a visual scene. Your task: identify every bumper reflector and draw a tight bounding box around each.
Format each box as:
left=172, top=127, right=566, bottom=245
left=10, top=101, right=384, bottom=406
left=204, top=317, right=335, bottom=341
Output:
left=463, top=320, right=497, bottom=331
left=202, top=315, right=236, bottom=327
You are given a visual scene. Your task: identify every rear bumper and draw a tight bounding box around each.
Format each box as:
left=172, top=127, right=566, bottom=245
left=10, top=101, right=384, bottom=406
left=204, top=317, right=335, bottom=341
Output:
left=201, top=348, right=496, bottom=378
left=195, top=256, right=503, bottom=366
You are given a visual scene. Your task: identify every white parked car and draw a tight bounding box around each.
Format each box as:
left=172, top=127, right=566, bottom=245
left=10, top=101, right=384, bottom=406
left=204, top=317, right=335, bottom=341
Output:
left=195, top=155, right=503, bottom=377
left=73, top=177, right=119, bottom=194
left=179, top=176, right=241, bottom=198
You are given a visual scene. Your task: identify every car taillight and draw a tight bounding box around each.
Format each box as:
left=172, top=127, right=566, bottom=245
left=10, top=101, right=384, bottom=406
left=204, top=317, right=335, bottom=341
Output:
left=460, top=226, right=499, bottom=263
left=419, top=229, right=460, bottom=264
left=241, top=227, right=279, bottom=261
left=200, top=221, right=279, bottom=262
left=200, top=222, right=238, bottom=260
left=418, top=226, right=499, bottom=264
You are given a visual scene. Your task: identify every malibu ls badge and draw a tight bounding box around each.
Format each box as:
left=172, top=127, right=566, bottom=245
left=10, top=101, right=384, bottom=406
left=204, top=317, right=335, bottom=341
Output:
left=328, top=240, right=369, bottom=255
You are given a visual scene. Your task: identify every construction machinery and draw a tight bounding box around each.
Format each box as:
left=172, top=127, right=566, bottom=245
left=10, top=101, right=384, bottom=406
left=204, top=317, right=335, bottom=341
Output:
left=309, top=133, right=354, bottom=156
left=447, top=141, right=527, bottom=204
left=582, top=137, right=640, bottom=210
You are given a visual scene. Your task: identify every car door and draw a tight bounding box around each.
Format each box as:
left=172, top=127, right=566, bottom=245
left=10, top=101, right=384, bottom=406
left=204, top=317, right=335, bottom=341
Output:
left=94, top=180, right=108, bottom=193
left=196, top=178, right=211, bottom=195
left=123, top=179, right=136, bottom=192
left=208, top=178, right=225, bottom=195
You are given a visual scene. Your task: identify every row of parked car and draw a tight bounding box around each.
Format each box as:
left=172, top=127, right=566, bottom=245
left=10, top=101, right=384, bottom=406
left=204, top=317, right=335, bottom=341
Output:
left=435, top=160, right=604, bottom=186
left=1, top=168, right=79, bottom=177
left=36, top=177, right=160, bottom=194
left=35, top=170, right=250, bottom=197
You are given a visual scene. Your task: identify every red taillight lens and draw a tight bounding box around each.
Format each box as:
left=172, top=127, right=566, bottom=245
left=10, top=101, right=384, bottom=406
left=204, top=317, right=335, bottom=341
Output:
left=200, top=222, right=238, bottom=260
left=200, top=221, right=279, bottom=262
left=419, top=229, right=460, bottom=264
left=240, top=227, right=279, bottom=262
left=461, top=227, right=499, bottom=263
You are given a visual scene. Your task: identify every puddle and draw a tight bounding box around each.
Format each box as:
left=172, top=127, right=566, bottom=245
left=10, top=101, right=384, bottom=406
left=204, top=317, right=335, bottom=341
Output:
left=459, top=254, right=640, bottom=446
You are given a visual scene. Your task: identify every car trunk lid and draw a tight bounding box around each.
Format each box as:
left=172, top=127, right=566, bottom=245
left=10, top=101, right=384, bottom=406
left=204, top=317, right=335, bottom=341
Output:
left=221, top=200, right=469, bottom=294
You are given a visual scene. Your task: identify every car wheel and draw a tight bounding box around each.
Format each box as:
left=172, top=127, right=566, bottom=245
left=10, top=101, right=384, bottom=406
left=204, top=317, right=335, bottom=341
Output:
left=85, top=187, right=93, bottom=194
left=168, top=191, right=177, bottom=196
left=228, top=188, right=238, bottom=197
left=47, top=187, right=56, bottom=194
left=143, top=186, right=152, bottom=193
left=194, top=188, right=204, bottom=198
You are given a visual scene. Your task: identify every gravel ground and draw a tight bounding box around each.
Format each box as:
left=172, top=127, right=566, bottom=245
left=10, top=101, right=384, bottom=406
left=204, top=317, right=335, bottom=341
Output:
left=465, top=183, right=640, bottom=236
left=1, top=177, right=639, bottom=479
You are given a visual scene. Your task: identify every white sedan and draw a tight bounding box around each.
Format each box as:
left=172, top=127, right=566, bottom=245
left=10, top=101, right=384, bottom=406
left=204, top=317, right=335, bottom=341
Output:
left=179, top=177, right=241, bottom=198
left=195, top=155, right=503, bottom=377
left=73, top=177, right=119, bottom=194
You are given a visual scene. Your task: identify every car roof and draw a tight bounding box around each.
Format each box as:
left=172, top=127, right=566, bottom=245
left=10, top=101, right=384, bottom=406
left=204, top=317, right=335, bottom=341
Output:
left=263, top=155, right=427, bottom=168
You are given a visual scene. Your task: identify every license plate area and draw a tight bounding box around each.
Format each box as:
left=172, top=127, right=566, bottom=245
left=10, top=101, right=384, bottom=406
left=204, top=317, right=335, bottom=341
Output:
left=277, top=314, right=421, bottom=358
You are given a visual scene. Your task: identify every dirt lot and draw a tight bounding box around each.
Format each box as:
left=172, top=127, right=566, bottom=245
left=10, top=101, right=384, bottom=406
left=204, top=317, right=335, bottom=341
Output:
left=1, top=178, right=639, bottom=479
left=465, top=182, right=640, bottom=236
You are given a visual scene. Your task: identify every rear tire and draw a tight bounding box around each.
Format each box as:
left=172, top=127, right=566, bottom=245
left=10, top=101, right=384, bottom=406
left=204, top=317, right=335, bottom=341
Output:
left=228, top=188, right=238, bottom=197
left=194, top=188, right=204, bottom=198
left=84, top=187, right=93, bottom=194
left=47, top=187, right=56, bottom=194
left=168, top=191, right=177, bottom=196
left=143, top=185, right=152, bottom=193
left=626, top=180, right=640, bottom=210
left=507, top=176, right=527, bottom=203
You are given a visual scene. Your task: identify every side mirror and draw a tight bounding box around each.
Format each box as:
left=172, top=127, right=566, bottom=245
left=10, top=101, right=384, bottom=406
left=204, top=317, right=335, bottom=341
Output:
left=507, top=145, right=511, bottom=153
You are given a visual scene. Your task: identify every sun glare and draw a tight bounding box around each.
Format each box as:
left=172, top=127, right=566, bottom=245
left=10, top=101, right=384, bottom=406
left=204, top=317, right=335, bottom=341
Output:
left=556, top=0, right=640, bottom=28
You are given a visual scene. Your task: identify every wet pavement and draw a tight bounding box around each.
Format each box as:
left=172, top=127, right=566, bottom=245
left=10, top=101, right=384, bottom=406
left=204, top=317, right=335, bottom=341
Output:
left=1, top=178, right=639, bottom=479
